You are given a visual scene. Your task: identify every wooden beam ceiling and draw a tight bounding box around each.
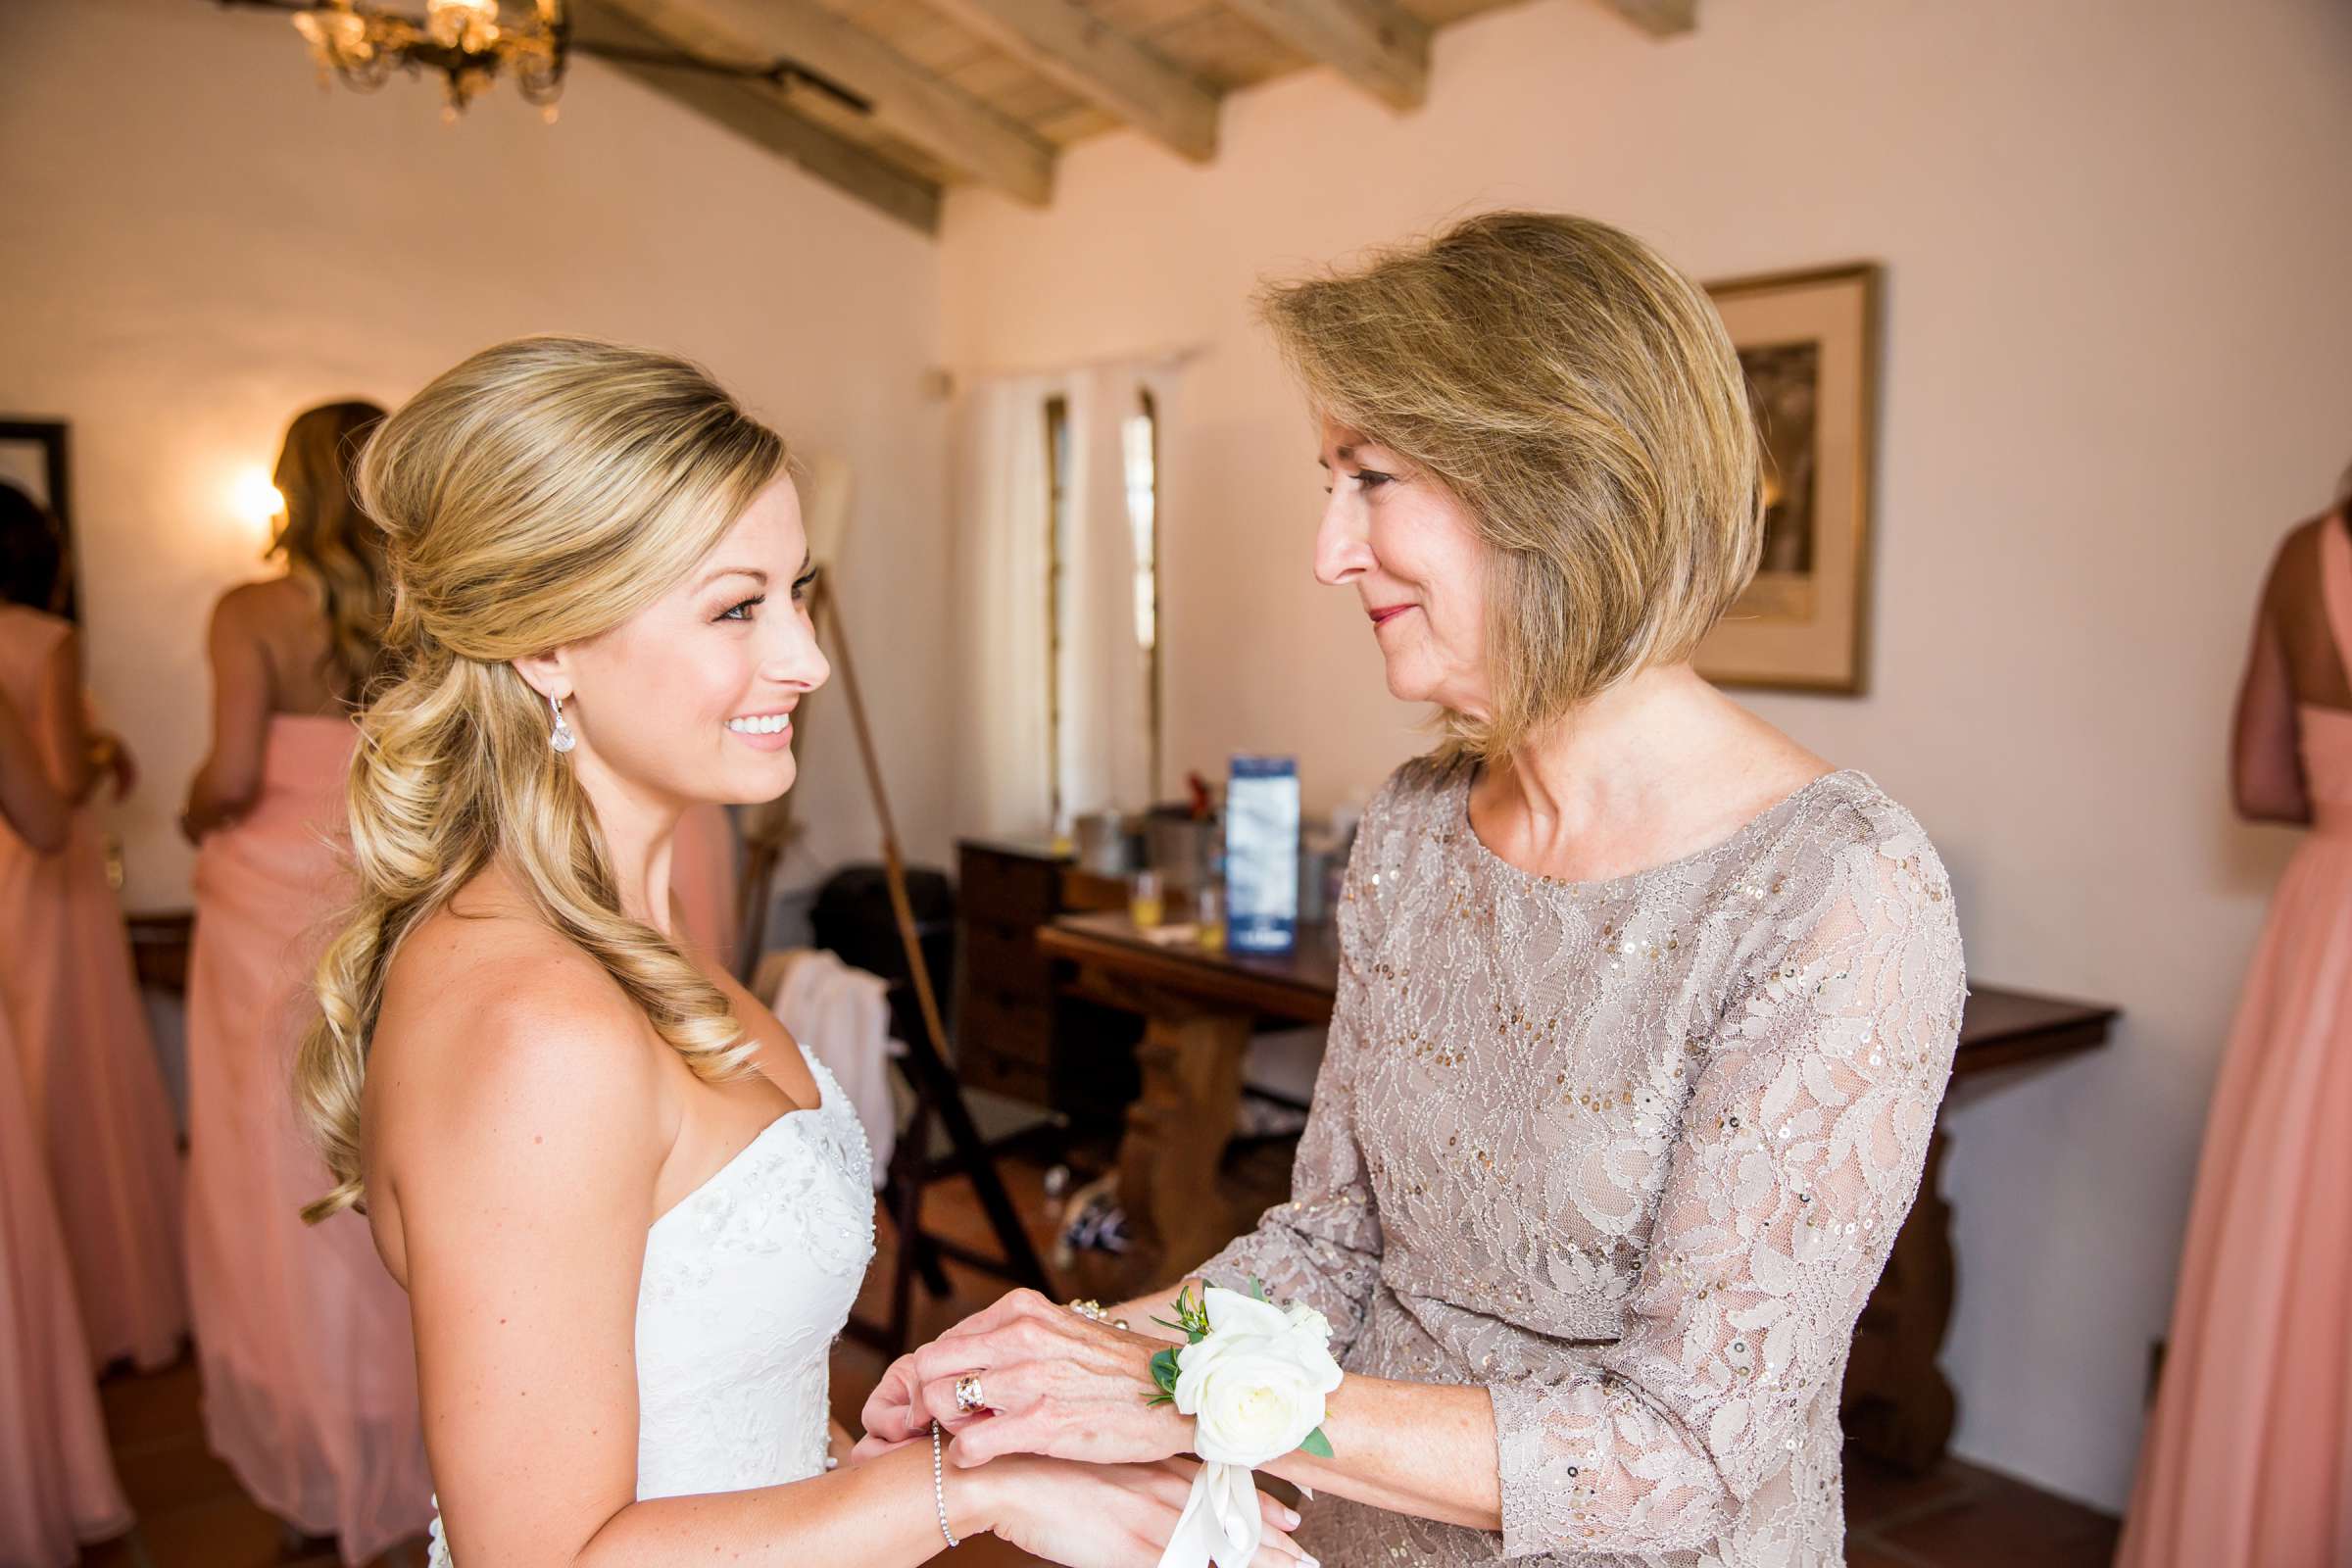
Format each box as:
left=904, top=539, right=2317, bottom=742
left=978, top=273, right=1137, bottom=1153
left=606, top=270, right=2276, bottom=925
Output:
left=1595, top=0, right=1697, bottom=36
left=1215, top=0, right=1429, bottom=110
left=575, top=0, right=1698, bottom=226
left=607, top=0, right=1057, bottom=204
left=578, top=4, right=943, bottom=231
left=916, top=0, right=1222, bottom=162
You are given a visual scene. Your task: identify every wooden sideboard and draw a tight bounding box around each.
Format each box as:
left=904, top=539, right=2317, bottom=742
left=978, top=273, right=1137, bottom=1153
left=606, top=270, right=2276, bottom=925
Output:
left=953, top=840, right=1141, bottom=1134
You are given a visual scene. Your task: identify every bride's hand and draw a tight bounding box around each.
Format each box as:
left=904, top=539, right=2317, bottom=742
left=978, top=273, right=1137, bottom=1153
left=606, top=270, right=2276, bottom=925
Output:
left=979, top=1454, right=1313, bottom=1568
left=859, top=1288, right=1194, bottom=1467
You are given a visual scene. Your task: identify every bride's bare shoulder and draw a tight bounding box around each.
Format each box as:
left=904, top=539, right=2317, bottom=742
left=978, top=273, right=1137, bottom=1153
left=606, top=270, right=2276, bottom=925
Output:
left=367, top=873, right=674, bottom=1205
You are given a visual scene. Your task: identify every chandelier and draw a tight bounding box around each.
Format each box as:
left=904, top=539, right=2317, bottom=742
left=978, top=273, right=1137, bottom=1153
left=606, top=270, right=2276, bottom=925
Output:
left=220, top=0, right=871, bottom=123
left=290, top=0, right=566, bottom=121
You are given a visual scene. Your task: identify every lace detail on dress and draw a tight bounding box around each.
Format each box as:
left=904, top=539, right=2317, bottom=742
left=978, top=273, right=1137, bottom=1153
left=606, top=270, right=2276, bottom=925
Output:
left=427, top=1044, right=874, bottom=1564
left=1201, top=760, right=1965, bottom=1567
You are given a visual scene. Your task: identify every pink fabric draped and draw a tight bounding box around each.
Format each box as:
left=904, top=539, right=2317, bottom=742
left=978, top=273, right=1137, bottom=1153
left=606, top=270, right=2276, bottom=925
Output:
left=2118, top=515, right=2352, bottom=1566
left=0, top=606, right=185, bottom=1372
left=183, top=714, right=431, bottom=1564
left=0, top=997, right=131, bottom=1565
left=671, top=801, right=740, bottom=969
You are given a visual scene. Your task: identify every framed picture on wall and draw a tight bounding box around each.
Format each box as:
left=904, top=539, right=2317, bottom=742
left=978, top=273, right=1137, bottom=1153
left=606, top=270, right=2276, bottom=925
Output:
left=0, top=418, right=74, bottom=621
left=1695, top=263, right=1881, bottom=694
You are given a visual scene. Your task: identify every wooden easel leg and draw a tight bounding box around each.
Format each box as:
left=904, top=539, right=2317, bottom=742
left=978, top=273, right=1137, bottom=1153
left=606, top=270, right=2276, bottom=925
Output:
left=815, top=575, right=1054, bottom=1311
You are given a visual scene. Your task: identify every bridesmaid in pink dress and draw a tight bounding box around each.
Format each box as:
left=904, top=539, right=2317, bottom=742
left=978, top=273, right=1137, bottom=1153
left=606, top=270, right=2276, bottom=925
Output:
left=0, top=484, right=187, bottom=1373
left=181, top=402, right=431, bottom=1562
left=2118, top=484, right=2352, bottom=1567
left=0, top=684, right=132, bottom=1565
left=670, top=801, right=741, bottom=968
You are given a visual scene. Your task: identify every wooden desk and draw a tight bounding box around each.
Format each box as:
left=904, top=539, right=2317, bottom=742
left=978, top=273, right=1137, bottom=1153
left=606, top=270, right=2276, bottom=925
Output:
left=1038, top=909, right=2116, bottom=1474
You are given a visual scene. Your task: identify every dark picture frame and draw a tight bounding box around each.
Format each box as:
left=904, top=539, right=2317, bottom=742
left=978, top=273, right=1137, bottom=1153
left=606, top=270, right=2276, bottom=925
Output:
left=0, top=418, right=75, bottom=621
left=1696, top=263, right=1882, bottom=695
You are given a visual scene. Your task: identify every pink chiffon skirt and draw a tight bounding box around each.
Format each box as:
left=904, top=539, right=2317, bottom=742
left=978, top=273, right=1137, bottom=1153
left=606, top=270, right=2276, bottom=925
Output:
left=0, top=1001, right=131, bottom=1565
left=183, top=716, right=431, bottom=1563
left=0, top=803, right=187, bottom=1372
left=2118, top=826, right=2352, bottom=1565
left=672, top=801, right=740, bottom=968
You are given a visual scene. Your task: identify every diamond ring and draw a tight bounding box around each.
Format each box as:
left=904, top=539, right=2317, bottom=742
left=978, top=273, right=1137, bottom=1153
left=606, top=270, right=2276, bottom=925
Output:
left=954, top=1374, right=987, bottom=1414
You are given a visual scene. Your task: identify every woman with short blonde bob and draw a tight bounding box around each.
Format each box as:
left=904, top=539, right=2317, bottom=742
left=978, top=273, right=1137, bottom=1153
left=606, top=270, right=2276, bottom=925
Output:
left=297, top=336, right=1308, bottom=1568
left=866, top=213, right=1969, bottom=1566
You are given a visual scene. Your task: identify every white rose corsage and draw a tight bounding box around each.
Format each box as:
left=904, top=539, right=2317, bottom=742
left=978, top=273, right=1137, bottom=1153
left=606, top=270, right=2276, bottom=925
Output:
left=1147, top=1282, right=1343, bottom=1568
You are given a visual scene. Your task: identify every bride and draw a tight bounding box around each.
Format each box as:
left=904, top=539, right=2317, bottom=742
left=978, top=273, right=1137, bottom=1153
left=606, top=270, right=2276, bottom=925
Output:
left=291, top=336, right=1307, bottom=1567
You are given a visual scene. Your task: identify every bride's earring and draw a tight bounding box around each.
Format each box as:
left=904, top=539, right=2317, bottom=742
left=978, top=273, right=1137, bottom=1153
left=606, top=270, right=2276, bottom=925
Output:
left=547, top=692, right=577, bottom=754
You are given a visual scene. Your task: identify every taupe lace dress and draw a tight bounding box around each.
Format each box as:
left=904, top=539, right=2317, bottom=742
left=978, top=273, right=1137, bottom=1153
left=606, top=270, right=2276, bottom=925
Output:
left=1200, top=758, right=1965, bottom=1567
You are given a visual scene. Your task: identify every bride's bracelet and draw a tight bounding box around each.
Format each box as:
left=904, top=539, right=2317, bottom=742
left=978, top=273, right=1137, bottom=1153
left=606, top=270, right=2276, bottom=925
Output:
left=930, top=1421, right=958, bottom=1549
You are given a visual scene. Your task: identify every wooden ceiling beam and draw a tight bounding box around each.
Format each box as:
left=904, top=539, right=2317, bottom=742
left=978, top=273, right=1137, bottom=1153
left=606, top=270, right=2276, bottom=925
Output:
left=915, top=0, right=1221, bottom=162
left=605, top=0, right=1056, bottom=205
left=1217, top=0, right=1429, bottom=111
left=1595, top=0, right=1697, bottom=36
left=577, top=5, right=943, bottom=232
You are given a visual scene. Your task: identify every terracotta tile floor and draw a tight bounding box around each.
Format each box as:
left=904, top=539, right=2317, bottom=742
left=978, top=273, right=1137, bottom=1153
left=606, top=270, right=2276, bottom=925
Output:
left=79, top=1155, right=2120, bottom=1568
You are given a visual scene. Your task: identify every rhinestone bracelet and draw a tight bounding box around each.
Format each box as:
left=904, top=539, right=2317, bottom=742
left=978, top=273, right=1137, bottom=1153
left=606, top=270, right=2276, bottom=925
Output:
left=931, top=1421, right=959, bottom=1549
left=1068, top=1297, right=1130, bottom=1331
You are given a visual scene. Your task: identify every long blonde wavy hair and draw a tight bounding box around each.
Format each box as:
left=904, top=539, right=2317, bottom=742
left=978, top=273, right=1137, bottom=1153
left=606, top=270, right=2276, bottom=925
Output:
left=295, top=336, right=786, bottom=1222
left=270, top=400, right=391, bottom=703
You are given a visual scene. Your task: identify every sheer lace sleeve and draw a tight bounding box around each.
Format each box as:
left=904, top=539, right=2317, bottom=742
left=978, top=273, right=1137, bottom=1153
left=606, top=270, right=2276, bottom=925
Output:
left=1194, top=784, right=1400, bottom=1359
left=1488, top=816, right=1965, bottom=1559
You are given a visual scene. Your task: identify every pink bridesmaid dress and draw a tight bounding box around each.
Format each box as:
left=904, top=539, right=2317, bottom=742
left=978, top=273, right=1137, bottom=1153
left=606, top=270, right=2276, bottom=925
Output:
left=0, top=999, right=132, bottom=1566
left=183, top=713, right=431, bottom=1562
left=2118, top=514, right=2352, bottom=1565
left=671, top=800, right=740, bottom=968
left=0, top=604, right=186, bottom=1371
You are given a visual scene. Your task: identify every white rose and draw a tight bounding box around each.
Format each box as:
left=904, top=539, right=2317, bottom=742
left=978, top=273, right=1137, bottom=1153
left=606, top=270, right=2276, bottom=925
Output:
left=1173, top=1287, right=1345, bottom=1467
left=1281, top=1302, right=1336, bottom=1355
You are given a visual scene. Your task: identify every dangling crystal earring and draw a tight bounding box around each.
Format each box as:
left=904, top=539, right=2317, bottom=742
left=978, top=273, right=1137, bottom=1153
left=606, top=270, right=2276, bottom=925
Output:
left=547, top=692, right=576, bottom=754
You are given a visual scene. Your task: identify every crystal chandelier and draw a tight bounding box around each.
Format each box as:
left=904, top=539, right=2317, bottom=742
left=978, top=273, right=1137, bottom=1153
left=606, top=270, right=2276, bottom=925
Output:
left=223, top=0, right=873, bottom=124
left=288, top=0, right=568, bottom=121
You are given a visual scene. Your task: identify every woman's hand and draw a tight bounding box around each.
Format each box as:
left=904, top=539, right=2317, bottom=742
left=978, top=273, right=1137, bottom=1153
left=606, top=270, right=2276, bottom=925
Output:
left=977, top=1454, right=1312, bottom=1568
left=858, top=1288, right=1194, bottom=1467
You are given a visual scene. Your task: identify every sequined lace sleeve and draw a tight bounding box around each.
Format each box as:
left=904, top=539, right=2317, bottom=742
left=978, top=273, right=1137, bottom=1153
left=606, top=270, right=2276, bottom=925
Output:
left=1489, top=818, right=1965, bottom=1559
left=1195, top=793, right=1394, bottom=1358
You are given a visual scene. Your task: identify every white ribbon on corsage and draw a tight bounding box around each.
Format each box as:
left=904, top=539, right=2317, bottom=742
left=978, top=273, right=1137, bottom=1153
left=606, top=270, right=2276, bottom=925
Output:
left=1150, top=1285, right=1344, bottom=1568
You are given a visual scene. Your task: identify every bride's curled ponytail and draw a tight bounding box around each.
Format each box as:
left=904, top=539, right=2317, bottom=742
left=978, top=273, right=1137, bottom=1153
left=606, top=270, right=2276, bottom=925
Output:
left=295, top=335, right=787, bottom=1222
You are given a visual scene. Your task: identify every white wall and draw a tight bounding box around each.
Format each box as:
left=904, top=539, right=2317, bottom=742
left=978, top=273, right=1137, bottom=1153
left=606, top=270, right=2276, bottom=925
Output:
left=938, top=0, right=2352, bottom=1510
left=0, top=0, right=954, bottom=913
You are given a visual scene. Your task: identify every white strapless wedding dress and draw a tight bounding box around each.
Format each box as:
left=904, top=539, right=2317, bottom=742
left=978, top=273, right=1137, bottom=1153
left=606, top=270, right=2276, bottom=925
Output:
left=427, top=1044, right=876, bottom=1564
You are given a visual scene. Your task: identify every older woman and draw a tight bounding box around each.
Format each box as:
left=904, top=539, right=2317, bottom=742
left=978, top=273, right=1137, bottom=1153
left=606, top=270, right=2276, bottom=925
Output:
left=866, top=212, right=1965, bottom=1567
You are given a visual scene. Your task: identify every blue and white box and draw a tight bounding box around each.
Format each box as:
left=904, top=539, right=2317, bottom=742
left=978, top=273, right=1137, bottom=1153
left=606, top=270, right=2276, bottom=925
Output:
left=1225, top=755, right=1300, bottom=955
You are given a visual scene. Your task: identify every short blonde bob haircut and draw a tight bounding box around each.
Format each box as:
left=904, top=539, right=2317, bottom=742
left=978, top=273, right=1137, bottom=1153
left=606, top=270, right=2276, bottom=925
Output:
left=1259, top=210, right=1764, bottom=760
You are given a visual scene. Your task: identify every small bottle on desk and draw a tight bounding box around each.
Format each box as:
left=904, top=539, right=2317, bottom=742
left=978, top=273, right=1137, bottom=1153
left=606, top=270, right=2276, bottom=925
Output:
left=1129, top=868, right=1165, bottom=928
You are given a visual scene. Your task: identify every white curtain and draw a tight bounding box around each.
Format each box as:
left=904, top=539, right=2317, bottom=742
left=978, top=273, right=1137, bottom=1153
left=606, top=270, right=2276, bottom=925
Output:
left=951, top=371, right=1057, bottom=840
left=951, top=359, right=1181, bottom=840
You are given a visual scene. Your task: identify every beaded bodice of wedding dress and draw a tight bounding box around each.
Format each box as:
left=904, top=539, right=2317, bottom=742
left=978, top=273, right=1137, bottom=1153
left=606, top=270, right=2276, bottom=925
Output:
left=427, top=1043, right=874, bottom=1564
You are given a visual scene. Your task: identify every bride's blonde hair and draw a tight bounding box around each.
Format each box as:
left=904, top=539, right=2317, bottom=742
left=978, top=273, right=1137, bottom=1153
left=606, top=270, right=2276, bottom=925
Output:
left=295, top=335, right=786, bottom=1222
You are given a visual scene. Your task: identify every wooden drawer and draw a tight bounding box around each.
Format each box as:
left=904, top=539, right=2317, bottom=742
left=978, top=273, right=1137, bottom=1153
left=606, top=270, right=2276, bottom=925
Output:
left=957, top=844, right=1060, bottom=924
left=960, top=989, right=1053, bottom=1069
left=963, top=918, right=1054, bottom=1001
left=961, top=1043, right=1053, bottom=1107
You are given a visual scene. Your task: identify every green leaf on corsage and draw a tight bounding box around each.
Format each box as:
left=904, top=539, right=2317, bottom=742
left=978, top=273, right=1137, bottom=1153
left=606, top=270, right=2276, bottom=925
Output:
left=1298, top=1427, right=1334, bottom=1459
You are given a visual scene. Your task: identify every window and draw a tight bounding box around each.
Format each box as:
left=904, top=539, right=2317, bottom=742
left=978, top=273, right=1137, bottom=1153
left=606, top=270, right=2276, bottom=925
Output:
left=1122, top=388, right=1163, bottom=800
left=1042, top=378, right=1163, bottom=827
left=1044, top=393, right=1071, bottom=829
